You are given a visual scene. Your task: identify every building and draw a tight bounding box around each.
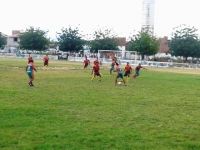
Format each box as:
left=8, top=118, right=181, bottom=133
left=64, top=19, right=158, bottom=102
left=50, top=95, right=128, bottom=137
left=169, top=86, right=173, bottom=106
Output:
left=117, top=37, right=126, bottom=46
left=0, top=30, right=22, bottom=53
left=7, top=30, right=21, bottom=48
left=159, top=36, right=169, bottom=53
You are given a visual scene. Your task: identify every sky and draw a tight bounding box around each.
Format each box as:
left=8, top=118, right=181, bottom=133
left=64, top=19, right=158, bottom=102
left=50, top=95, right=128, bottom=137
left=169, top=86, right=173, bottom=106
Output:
left=0, top=0, right=200, bottom=40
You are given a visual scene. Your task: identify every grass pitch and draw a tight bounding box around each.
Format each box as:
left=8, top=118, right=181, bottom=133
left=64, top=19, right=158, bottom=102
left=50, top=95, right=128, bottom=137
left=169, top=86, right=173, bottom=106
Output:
left=1, top=58, right=200, bottom=149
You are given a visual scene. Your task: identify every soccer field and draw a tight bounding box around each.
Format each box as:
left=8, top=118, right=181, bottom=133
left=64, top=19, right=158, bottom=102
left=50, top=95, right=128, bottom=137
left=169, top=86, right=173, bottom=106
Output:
left=1, top=58, right=200, bottom=149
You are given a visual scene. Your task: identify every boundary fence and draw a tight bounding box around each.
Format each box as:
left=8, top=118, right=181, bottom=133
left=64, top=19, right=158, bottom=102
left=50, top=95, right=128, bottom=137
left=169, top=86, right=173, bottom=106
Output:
left=68, top=56, right=200, bottom=69
left=1, top=53, right=200, bottom=69
left=0, top=53, right=58, bottom=60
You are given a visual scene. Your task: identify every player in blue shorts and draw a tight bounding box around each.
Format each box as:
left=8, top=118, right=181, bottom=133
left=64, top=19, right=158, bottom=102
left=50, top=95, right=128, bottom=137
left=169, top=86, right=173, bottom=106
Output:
left=132, top=63, right=147, bottom=79
left=26, top=60, right=37, bottom=86
left=114, top=63, right=126, bottom=86
left=110, top=60, right=116, bottom=75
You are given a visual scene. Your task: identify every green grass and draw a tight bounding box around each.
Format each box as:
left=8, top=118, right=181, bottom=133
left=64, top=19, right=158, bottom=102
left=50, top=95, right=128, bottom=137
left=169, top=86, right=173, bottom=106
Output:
left=1, top=58, right=200, bottom=149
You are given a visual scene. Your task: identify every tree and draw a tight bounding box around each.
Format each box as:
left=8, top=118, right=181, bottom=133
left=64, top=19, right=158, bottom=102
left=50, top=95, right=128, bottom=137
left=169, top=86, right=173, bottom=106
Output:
left=169, top=25, right=200, bottom=61
left=89, top=28, right=119, bottom=53
left=57, top=26, right=85, bottom=52
left=19, top=27, right=49, bottom=51
left=0, top=32, right=7, bottom=49
left=128, top=31, right=159, bottom=60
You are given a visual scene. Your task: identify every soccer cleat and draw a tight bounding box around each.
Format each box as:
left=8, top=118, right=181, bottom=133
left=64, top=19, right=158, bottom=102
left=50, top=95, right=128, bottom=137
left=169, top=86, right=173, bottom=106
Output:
left=30, top=83, right=34, bottom=86
left=28, top=82, right=31, bottom=86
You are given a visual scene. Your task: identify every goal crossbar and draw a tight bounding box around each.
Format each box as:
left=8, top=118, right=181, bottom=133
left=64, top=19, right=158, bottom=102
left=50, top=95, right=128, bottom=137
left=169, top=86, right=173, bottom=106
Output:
left=98, top=50, right=137, bottom=59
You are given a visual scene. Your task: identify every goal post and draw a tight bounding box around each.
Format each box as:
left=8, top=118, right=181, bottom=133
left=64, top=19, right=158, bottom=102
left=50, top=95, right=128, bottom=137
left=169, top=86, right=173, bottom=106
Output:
left=98, top=50, right=122, bottom=64
left=98, top=50, right=138, bottom=64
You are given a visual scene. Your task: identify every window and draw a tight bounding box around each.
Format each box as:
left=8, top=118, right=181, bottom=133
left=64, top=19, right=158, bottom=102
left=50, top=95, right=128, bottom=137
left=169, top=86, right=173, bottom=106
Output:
left=14, top=37, right=18, bottom=42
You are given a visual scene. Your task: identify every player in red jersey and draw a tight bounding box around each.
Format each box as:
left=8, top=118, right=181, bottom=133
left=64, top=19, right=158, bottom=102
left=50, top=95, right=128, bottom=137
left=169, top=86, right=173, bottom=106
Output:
left=83, top=57, right=90, bottom=72
left=124, top=62, right=132, bottom=82
left=132, top=63, right=147, bottom=79
left=91, top=62, right=101, bottom=81
left=26, top=60, right=37, bottom=86
left=94, top=58, right=99, bottom=65
left=28, top=54, right=33, bottom=63
left=43, top=54, right=49, bottom=70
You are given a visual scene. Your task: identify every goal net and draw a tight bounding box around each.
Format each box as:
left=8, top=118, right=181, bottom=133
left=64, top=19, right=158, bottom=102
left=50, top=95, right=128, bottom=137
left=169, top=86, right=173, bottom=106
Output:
left=98, top=50, right=122, bottom=64
left=98, top=50, right=138, bottom=64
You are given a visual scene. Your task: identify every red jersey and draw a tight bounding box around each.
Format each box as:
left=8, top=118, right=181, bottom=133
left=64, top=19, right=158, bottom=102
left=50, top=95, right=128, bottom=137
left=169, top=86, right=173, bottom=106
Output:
left=111, top=61, right=116, bottom=66
left=93, top=65, right=100, bottom=74
left=136, top=65, right=142, bottom=71
left=84, top=59, right=90, bottom=64
left=125, top=65, right=132, bottom=71
left=44, top=56, right=49, bottom=62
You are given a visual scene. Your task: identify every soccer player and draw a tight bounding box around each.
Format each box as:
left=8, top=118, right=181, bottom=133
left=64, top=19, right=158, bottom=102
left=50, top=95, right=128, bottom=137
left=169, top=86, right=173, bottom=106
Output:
left=91, top=62, right=101, bottom=82
left=132, top=63, right=147, bottom=79
left=114, top=63, right=126, bottom=86
left=43, top=54, right=49, bottom=70
left=124, top=62, right=132, bottom=82
left=110, top=60, right=116, bottom=75
left=28, top=54, right=33, bottom=63
left=83, top=57, right=90, bottom=72
left=26, top=60, right=37, bottom=86
left=94, top=58, right=99, bottom=65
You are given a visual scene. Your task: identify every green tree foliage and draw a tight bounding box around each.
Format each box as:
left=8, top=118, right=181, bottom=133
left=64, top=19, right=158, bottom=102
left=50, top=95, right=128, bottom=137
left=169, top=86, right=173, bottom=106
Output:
left=89, top=28, right=119, bottom=53
left=128, top=31, right=159, bottom=60
left=57, top=26, right=84, bottom=52
left=0, top=32, right=7, bottom=49
left=169, top=25, right=200, bottom=61
left=19, top=27, right=49, bottom=51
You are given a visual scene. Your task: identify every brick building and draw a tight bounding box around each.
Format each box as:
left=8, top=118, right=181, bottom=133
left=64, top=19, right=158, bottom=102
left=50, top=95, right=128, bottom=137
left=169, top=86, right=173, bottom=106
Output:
left=116, top=37, right=126, bottom=46
left=159, top=36, right=169, bottom=53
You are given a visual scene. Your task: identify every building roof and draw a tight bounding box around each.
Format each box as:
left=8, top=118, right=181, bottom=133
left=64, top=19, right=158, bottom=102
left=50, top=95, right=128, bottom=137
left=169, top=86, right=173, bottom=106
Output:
left=116, top=37, right=126, bottom=46
left=8, top=30, right=22, bottom=38
left=9, top=34, right=19, bottom=38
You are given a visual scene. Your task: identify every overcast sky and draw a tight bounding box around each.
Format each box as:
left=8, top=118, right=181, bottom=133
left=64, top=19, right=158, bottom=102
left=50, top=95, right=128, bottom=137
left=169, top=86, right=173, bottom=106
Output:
left=0, top=0, right=200, bottom=40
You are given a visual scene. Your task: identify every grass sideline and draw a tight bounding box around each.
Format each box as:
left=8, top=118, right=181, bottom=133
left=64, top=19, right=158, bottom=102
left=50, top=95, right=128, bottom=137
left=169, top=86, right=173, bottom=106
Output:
left=1, top=58, right=200, bottom=149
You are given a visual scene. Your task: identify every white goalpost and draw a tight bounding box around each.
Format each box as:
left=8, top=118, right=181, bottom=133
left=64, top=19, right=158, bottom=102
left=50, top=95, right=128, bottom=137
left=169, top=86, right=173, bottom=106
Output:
left=98, top=50, right=122, bottom=64
left=98, top=50, right=138, bottom=65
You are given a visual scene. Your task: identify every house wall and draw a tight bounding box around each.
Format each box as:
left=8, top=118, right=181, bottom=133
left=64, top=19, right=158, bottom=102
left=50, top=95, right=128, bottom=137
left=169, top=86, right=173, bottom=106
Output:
left=159, top=36, right=169, bottom=53
left=7, top=37, right=19, bottom=47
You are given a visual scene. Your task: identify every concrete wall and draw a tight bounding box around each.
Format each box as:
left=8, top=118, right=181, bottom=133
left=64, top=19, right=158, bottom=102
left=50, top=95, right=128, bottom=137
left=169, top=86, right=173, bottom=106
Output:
left=7, top=37, right=19, bottom=47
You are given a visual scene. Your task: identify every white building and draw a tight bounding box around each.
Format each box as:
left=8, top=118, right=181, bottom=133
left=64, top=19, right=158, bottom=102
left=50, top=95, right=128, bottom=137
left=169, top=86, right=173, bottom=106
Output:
left=7, top=30, right=21, bottom=48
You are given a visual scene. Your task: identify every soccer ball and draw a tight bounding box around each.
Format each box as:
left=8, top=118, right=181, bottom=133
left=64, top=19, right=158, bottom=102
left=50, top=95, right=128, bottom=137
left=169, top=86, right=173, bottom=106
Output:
left=118, top=82, right=122, bottom=85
